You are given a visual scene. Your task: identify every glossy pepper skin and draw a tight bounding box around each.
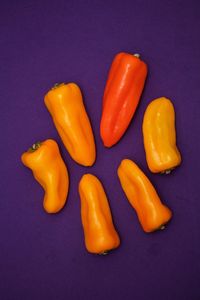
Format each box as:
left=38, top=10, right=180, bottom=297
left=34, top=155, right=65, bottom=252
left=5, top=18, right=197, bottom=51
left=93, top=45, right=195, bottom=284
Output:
left=21, top=139, right=69, bottom=213
left=44, top=83, right=96, bottom=166
left=79, top=174, right=120, bottom=254
left=118, top=159, right=172, bottom=232
left=100, top=52, right=148, bottom=147
left=143, top=97, right=181, bottom=174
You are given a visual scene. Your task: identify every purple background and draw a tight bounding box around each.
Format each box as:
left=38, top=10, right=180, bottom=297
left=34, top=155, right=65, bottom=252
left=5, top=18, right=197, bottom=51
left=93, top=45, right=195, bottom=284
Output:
left=1, top=1, right=200, bottom=299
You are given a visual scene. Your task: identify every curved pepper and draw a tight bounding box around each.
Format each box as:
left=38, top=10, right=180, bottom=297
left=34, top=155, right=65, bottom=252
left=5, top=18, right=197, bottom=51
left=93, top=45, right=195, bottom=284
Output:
left=118, top=159, right=172, bottom=232
left=44, top=83, right=96, bottom=166
left=143, top=97, right=181, bottom=173
left=21, top=139, right=69, bottom=213
left=79, top=174, right=120, bottom=254
left=100, top=52, right=148, bottom=147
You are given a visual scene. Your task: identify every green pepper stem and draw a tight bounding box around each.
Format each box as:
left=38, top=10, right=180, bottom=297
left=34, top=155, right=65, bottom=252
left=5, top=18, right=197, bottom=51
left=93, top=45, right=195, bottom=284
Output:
left=160, top=225, right=165, bottom=230
left=51, top=82, right=65, bottom=90
left=28, top=141, right=41, bottom=153
left=161, top=168, right=173, bottom=175
left=99, top=251, right=109, bottom=256
left=165, top=170, right=171, bottom=175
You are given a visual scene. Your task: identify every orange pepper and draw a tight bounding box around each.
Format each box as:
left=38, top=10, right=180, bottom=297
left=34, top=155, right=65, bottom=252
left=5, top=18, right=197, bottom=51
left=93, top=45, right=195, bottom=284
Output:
left=21, top=139, right=69, bottom=213
left=79, top=174, right=120, bottom=254
left=44, top=83, right=96, bottom=166
left=100, top=52, right=147, bottom=147
left=118, top=159, right=172, bottom=232
left=143, top=97, right=181, bottom=174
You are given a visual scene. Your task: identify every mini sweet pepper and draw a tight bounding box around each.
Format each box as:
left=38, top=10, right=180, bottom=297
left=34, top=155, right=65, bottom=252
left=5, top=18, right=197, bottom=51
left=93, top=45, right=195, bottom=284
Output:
left=79, top=174, right=120, bottom=254
left=143, top=97, right=181, bottom=173
left=44, top=83, right=96, bottom=166
left=100, top=52, right=148, bottom=147
left=21, top=139, right=69, bottom=213
left=118, top=159, right=172, bottom=232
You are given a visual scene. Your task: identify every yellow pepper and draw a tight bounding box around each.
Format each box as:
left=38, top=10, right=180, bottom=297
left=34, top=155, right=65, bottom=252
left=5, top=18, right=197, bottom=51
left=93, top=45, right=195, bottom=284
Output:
left=118, top=159, right=172, bottom=232
left=44, top=83, right=96, bottom=167
left=143, top=97, right=181, bottom=173
left=21, top=139, right=69, bottom=213
left=79, top=174, right=120, bottom=254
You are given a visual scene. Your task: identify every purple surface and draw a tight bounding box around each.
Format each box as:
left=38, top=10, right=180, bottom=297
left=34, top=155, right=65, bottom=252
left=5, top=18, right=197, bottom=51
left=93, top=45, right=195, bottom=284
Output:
left=1, top=1, right=200, bottom=299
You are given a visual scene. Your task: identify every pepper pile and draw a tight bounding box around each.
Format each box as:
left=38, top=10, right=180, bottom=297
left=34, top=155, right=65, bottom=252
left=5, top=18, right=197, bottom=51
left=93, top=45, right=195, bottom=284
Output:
left=21, top=52, right=181, bottom=255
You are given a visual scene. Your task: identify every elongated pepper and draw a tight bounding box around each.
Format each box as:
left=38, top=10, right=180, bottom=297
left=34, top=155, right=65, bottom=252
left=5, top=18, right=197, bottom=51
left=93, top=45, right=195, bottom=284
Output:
left=44, top=83, right=96, bottom=166
left=79, top=174, right=120, bottom=254
left=143, top=97, right=181, bottom=173
left=21, top=139, right=69, bottom=213
left=100, top=52, right=148, bottom=147
left=118, top=159, right=172, bottom=232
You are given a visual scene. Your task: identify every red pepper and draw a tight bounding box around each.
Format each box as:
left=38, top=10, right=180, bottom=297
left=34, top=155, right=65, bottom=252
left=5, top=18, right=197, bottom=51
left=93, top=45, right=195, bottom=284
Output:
left=100, top=52, right=148, bottom=147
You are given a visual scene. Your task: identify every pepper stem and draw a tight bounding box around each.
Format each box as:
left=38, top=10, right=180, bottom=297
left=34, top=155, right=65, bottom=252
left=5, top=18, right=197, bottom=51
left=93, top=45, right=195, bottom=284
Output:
left=161, top=168, right=173, bottom=175
left=51, top=82, right=65, bottom=90
left=133, top=53, right=140, bottom=58
left=165, top=170, right=171, bottom=175
left=99, top=251, right=109, bottom=256
left=28, top=141, right=41, bottom=153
